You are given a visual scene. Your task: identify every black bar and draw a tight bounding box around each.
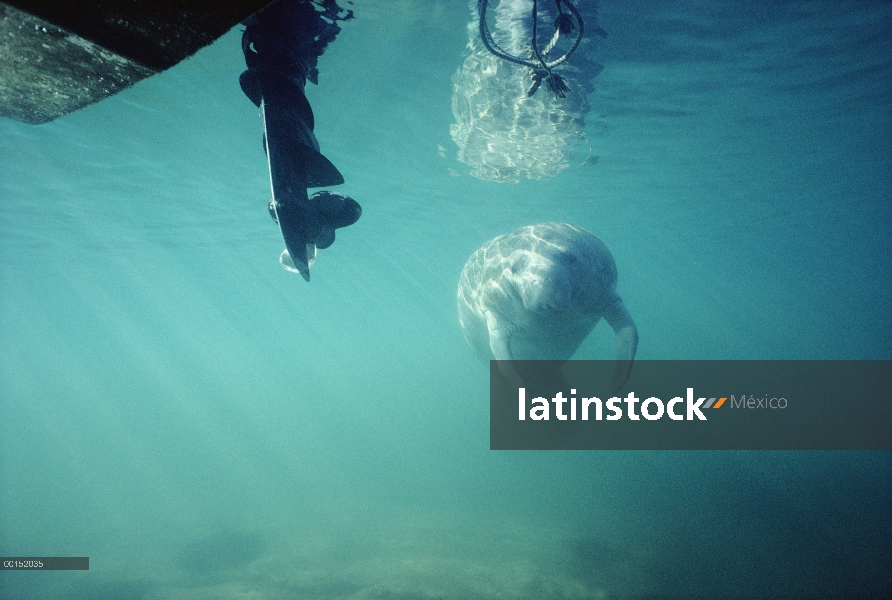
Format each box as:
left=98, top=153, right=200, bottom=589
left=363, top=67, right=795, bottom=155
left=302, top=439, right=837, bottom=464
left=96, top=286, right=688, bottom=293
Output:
left=1, top=557, right=89, bottom=570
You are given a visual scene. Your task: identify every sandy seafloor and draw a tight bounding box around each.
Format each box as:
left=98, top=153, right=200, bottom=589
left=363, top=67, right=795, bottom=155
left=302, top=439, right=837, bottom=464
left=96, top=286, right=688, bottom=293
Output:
left=1, top=1, right=890, bottom=599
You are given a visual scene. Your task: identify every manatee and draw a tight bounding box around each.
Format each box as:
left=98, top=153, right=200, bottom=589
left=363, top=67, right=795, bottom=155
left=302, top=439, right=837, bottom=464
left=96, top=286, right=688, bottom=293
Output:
left=457, top=223, right=638, bottom=390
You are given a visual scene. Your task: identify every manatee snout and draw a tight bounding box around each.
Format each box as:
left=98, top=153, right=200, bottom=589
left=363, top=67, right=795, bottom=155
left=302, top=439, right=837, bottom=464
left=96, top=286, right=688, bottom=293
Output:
left=518, top=275, right=572, bottom=312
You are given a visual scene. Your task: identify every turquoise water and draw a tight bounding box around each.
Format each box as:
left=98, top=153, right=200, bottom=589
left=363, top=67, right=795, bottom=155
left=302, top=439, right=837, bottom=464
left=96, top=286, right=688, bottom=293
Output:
left=1, top=1, right=890, bottom=598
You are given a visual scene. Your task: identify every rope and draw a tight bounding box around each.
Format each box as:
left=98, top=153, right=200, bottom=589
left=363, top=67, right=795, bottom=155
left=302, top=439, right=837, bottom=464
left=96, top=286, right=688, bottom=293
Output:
left=541, top=25, right=561, bottom=56
left=477, top=0, right=584, bottom=97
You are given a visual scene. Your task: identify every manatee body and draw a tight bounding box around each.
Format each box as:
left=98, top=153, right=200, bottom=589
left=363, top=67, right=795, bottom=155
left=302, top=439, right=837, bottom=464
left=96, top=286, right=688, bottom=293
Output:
left=457, top=223, right=638, bottom=388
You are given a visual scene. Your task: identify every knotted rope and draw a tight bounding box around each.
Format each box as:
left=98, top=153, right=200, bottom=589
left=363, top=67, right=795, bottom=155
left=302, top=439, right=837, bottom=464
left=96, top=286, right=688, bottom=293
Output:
left=477, top=0, right=584, bottom=97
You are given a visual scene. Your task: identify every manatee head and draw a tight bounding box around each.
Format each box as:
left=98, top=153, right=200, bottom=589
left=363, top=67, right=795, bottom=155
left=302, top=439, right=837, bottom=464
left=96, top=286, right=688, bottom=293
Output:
left=507, top=248, right=576, bottom=314
left=458, top=222, right=637, bottom=390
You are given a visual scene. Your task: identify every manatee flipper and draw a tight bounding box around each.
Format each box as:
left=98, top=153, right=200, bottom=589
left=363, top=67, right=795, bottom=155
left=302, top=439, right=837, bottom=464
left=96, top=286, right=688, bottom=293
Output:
left=485, top=310, right=512, bottom=360
left=486, top=310, right=526, bottom=387
left=601, top=292, right=638, bottom=392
